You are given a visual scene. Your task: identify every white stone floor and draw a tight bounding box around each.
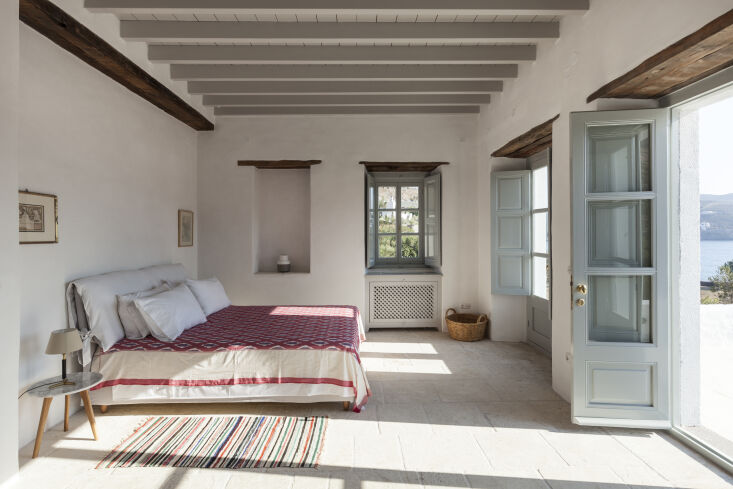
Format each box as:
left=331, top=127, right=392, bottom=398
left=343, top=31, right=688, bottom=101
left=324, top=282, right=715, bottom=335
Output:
left=14, top=330, right=733, bottom=489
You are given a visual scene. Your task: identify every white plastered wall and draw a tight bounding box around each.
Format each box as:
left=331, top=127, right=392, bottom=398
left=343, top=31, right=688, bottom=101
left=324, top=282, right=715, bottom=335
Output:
left=197, top=115, right=479, bottom=324
left=476, top=0, right=733, bottom=401
left=0, top=0, right=21, bottom=484
left=16, top=25, right=199, bottom=449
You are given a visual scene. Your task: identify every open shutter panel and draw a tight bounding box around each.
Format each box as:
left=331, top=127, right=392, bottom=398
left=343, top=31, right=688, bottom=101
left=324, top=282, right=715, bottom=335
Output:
left=491, top=170, right=531, bottom=295
left=424, top=172, right=441, bottom=269
left=366, top=172, right=376, bottom=268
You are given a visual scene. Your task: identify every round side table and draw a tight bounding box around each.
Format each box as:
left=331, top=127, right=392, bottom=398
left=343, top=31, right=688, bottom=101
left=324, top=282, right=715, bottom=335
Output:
left=27, top=372, right=103, bottom=458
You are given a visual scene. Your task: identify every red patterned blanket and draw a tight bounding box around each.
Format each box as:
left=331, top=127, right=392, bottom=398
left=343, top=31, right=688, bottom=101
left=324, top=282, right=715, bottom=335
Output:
left=104, top=305, right=363, bottom=360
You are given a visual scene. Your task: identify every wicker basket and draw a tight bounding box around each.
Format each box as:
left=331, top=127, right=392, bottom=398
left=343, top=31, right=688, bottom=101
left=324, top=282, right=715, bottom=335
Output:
left=445, top=308, right=489, bottom=342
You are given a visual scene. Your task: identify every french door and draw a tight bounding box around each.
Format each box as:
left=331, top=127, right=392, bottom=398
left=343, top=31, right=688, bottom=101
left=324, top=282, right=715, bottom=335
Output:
left=527, top=150, right=552, bottom=353
left=571, top=108, right=671, bottom=427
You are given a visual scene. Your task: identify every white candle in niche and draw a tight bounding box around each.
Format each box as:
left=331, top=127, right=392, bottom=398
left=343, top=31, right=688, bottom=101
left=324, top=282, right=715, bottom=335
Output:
left=277, top=255, right=291, bottom=273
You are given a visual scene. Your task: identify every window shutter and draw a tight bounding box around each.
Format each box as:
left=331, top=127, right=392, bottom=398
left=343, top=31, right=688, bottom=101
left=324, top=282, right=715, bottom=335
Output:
left=491, top=170, right=531, bottom=295
left=366, top=172, right=376, bottom=268
left=424, top=172, right=441, bottom=269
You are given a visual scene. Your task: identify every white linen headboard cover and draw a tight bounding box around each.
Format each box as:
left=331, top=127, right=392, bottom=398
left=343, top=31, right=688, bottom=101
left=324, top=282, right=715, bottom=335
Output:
left=66, top=263, right=188, bottom=366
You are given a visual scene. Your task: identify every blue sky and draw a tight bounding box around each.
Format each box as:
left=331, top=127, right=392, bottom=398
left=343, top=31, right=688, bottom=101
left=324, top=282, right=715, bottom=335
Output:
left=699, top=94, right=733, bottom=196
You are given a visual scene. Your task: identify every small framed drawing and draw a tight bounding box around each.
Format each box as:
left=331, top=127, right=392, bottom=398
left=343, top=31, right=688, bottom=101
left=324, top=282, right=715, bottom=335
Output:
left=19, top=190, right=58, bottom=244
left=178, top=210, right=194, bottom=247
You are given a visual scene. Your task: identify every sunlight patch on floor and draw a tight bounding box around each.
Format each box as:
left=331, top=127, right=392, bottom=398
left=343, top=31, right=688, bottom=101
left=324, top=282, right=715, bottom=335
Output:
left=360, top=341, right=438, bottom=354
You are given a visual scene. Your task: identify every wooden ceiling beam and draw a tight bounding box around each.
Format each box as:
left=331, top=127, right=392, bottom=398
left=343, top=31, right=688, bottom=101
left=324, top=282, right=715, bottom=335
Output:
left=19, top=0, right=213, bottom=131
left=189, top=80, right=501, bottom=95
left=360, top=161, right=448, bottom=172
left=217, top=106, right=480, bottom=115
left=149, top=45, right=536, bottom=65
left=121, top=20, right=558, bottom=44
left=588, top=9, right=733, bottom=101
left=170, top=64, right=519, bottom=81
left=238, top=160, right=321, bottom=169
left=86, top=0, right=589, bottom=16
left=491, top=114, right=558, bottom=158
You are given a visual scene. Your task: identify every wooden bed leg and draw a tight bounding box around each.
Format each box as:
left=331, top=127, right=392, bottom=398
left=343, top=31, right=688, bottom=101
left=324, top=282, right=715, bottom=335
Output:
left=342, top=401, right=350, bottom=411
left=99, top=405, right=108, bottom=414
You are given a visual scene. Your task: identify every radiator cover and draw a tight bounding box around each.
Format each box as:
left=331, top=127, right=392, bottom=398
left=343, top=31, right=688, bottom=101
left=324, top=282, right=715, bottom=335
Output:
left=366, top=275, right=441, bottom=329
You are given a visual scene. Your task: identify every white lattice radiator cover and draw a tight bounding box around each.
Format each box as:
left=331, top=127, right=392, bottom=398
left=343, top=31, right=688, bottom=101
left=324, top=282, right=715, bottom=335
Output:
left=366, top=276, right=441, bottom=328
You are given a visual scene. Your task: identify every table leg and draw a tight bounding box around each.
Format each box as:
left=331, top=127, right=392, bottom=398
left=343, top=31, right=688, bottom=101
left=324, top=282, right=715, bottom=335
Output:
left=33, top=398, right=52, bottom=458
left=80, top=390, right=98, bottom=441
left=64, top=395, right=69, bottom=432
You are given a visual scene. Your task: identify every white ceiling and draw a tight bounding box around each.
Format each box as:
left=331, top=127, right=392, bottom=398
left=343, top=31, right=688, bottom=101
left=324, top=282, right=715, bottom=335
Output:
left=84, top=0, right=589, bottom=116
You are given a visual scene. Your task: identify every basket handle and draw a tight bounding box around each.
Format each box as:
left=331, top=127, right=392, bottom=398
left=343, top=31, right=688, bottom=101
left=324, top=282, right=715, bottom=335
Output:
left=476, top=314, right=488, bottom=324
left=445, top=308, right=457, bottom=319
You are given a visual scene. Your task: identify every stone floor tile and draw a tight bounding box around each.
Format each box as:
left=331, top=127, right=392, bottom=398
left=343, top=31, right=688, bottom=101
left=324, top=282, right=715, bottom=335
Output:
left=474, top=429, right=568, bottom=469
left=539, top=466, right=629, bottom=489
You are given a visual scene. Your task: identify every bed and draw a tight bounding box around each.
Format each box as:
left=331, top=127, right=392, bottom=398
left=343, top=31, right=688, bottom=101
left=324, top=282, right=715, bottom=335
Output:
left=67, top=265, right=371, bottom=412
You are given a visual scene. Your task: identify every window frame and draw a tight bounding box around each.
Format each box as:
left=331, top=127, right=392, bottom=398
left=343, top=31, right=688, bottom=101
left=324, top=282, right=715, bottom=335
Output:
left=371, top=173, right=426, bottom=267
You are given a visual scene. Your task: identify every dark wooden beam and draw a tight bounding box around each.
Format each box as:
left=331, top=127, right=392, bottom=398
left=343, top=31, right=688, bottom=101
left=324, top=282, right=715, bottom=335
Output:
left=491, top=115, right=558, bottom=158
left=587, top=9, right=733, bottom=102
left=237, top=160, right=322, bottom=169
left=359, top=161, right=449, bottom=172
left=20, top=0, right=214, bottom=131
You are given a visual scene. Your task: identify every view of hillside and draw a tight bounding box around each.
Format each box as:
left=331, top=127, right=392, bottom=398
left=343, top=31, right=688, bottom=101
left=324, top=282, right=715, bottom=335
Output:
left=700, top=193, right=733, bottom=240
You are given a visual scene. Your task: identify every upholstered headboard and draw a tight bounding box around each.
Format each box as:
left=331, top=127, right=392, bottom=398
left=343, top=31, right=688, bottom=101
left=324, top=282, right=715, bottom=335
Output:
left=66, top=263, right=188, bottom=366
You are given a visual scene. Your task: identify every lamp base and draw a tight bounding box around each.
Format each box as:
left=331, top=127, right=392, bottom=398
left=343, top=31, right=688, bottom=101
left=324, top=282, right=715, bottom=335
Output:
left=49, top=379, right=75, bottom=389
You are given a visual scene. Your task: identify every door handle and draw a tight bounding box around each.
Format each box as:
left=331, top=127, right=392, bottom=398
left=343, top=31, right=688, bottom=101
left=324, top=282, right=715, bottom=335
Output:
left=575, top=298, right=585, bottom=307
left=575, top=284, right=587, bottom=295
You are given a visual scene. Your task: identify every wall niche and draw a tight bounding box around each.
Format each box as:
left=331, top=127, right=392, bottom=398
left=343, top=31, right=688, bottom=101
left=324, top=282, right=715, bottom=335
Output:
left=245, top=161, right=316, bottom=274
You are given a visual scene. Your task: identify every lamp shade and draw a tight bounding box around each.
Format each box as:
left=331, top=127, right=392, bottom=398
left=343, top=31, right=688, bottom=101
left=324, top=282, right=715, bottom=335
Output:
left=45, top=328, right=83, bottom=355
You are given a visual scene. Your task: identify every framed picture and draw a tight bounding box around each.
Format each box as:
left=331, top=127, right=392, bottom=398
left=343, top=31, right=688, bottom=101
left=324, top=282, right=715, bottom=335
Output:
left=19, top=190, right=58, bottom=244
left=178, top=209, right=194, bottom=247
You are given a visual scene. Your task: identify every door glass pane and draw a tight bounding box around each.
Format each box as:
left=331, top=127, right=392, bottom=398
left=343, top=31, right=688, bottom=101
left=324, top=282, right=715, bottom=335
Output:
left=587, top=124, right=651, bottom=193
left=532, top=166, right=549, bottom=209
left=588, top=275, right=652, bottom=343
left=401, top=210, right=419, bottom=233
left=532, top=212, right=548, bottom=254
left=588, top=200, right=651, bottom=268
left=378, top=211, right=396, bottom=233
left=401, top=235, right=419, bottom=258
left=379, top=235, right=396, bottom=258
left=378, top=186, right=396, bottom=209
left=532, top=256, right=548, bottom=299
left=401, top=186, right=419, bottom=209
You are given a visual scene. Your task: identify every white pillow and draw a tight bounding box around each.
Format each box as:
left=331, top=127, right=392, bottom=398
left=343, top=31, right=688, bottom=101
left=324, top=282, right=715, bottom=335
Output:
left=117, top=284, right=169, bottom=339
left=134, top=284, right=206, bottom=342
left=71, top=269, right=158, bottom=351
left=185, top=278, right=231, bottom=316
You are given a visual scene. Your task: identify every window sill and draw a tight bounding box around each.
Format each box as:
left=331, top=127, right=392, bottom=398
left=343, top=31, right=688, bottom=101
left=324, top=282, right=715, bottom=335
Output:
left=365, top=267, right=441, bottom=276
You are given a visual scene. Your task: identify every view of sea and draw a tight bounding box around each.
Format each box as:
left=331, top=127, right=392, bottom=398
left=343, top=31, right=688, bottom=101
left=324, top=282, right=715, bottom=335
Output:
left=701, top=240, right=733, bottom=282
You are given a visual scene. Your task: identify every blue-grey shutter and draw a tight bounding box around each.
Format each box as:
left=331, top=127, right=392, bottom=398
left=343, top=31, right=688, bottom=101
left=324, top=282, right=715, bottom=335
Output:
left=366, top=172, right=376, bottom=268
left=424, top=172, right=441, bottom=269
left=491, top=170, right=531, bottom=295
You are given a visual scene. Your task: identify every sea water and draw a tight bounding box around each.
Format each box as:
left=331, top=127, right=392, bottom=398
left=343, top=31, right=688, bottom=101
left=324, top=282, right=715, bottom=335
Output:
left=700, top=240, right=733, bottom=282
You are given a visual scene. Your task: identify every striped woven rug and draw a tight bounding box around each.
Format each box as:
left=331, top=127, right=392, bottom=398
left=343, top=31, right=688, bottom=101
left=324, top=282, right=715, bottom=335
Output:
left=97, top=415, right=327, bottom=469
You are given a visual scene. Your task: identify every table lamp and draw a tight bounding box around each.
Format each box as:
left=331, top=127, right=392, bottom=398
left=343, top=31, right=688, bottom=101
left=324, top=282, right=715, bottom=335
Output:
left=45, top=328, right=83, bottom=389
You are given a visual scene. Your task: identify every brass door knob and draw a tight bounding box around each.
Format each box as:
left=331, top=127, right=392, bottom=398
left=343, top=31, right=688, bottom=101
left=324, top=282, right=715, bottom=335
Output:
left=576, top=284, right=588, bottom=295
left=575, top=298, right=585, bottom=307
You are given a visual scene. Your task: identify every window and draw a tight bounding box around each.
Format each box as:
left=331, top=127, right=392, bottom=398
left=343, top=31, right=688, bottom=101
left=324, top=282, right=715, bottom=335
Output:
left=490, top=162, right=551, bottom=298
left=531, top=165, right=550, bottom=299
left=366, top=173, right=441, bottom=269
left=376, top=183, right=422, bottom=262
